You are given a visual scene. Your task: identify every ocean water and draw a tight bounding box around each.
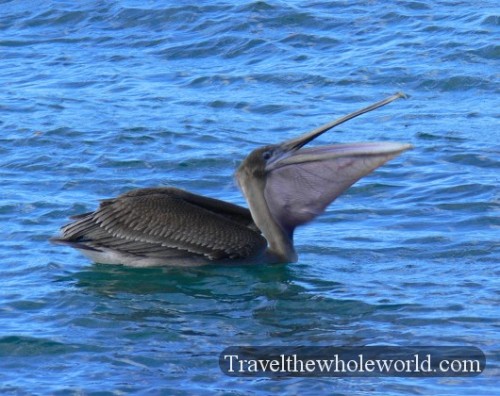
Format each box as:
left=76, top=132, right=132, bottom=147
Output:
left=1, top=0, right=498, bottom=394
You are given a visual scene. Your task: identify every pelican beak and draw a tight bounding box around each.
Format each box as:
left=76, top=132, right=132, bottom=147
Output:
left=264, top=92, right=410, bottom=172
left=274, top=141, right=412, bottom=169
left=282, top=92, right=407, bottom=152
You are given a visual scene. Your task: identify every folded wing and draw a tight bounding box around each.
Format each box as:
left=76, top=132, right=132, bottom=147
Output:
left=54, top=187, right=266, bottom=261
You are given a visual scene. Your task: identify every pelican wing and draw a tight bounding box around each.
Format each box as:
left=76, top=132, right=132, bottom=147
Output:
left=56, top=187, right=266, bottom=261
left=264, top=142, right=411, bottom=234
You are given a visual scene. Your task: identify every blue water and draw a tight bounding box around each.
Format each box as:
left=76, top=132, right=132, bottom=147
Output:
left=1, top=1, right=499, bottom=394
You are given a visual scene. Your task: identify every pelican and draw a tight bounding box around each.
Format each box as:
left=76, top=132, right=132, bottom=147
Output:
left=52, top=93, right=412, bottom=267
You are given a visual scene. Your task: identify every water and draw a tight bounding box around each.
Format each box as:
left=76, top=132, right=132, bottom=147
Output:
left=1, top=0, right=498, bottom=394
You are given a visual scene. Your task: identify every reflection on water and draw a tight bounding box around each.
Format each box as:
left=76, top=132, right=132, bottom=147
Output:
left=66, top=263, right=414, bottom=345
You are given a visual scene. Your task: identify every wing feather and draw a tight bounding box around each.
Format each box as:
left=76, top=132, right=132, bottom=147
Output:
left=57, top=187, right=266, bottom=261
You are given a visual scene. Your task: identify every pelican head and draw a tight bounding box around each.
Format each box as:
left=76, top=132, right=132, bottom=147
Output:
left=236, top=92, right=412, bottom=263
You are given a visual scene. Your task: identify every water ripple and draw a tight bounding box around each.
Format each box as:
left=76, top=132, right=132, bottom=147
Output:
left=0, top=0, right=498, bottom=394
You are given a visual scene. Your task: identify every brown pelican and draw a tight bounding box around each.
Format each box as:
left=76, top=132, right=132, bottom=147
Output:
left=52, top=93, right=412, bottom=267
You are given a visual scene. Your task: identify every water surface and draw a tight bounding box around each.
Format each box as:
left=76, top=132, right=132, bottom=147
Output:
left=1, top=1, right=498, bottom=394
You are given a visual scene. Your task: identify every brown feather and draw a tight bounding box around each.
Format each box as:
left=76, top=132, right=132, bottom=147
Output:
left=57, top=187, right=266, bottom=261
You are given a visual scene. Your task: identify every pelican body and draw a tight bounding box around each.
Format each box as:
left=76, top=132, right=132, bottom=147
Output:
left=53, top=93, right=412, bottom=267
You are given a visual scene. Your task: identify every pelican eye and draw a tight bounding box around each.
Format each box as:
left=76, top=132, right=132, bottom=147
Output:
left=262, top=150, right=272, bottom=160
